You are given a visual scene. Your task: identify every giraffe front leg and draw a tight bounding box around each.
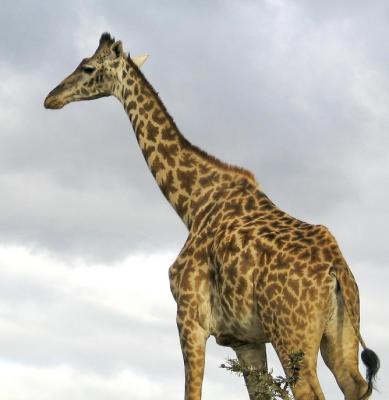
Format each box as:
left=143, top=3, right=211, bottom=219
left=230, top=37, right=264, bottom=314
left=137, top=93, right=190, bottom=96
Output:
left=176, top=306, right=208, bottom=400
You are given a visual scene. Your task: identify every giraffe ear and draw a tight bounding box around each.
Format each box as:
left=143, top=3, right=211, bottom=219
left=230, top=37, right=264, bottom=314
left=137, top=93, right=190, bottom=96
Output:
left=131, top=54, right=149, bottom=68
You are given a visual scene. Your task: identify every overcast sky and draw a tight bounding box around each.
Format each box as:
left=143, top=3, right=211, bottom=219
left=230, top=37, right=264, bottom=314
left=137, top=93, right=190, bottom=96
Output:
left=0, top=0, right=388, bottom=399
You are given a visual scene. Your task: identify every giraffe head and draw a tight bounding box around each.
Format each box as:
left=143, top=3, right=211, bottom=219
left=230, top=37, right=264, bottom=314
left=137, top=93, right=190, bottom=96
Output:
left=44, top=32, right=148, bottom=109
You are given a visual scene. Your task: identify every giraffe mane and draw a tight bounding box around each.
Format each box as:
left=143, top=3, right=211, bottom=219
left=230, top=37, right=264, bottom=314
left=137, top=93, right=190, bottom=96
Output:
left=99, top=32, right=115, bottom=47
left=125, top=54, right=257, bottom=183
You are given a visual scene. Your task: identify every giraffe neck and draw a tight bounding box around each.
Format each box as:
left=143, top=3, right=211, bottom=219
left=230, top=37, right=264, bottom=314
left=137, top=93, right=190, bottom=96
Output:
left=114, top=56, right=256, bottom=229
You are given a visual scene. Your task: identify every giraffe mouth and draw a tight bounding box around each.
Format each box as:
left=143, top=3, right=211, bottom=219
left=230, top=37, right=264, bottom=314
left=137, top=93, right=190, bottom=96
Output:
left=44, top=92, right=110, bottom=109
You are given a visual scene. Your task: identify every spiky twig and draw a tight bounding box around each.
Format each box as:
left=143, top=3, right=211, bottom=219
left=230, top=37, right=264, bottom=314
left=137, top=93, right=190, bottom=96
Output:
left=220, top=351, right=304, bottom=400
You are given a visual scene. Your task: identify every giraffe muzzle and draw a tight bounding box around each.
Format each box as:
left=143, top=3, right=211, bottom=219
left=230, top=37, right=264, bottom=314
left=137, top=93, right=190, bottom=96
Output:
left=44, top=82, right=70, bottom=109
left=44, top=95, right=65, bottom=109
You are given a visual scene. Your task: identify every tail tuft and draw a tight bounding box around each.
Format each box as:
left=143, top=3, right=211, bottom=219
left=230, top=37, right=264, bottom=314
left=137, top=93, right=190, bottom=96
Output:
left=360, top=348, right=380, bottom=399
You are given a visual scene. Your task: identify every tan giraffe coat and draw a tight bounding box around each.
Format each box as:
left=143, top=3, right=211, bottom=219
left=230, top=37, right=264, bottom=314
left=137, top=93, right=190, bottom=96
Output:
left=44, top=33, right=379, bottom=400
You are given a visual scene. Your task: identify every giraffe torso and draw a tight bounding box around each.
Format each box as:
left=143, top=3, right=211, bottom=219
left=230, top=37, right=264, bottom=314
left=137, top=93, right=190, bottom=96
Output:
left=169, top=177, right=342, bottom=349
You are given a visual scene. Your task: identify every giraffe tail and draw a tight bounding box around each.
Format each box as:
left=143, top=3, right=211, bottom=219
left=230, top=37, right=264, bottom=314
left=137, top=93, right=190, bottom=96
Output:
left=360, top=348, right=380, bottom=399
left=335, top=260, right=380, bottom=399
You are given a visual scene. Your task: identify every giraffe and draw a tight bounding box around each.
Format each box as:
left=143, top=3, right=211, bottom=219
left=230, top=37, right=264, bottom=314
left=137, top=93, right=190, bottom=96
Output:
left=44, top=33, right=379, bottom=400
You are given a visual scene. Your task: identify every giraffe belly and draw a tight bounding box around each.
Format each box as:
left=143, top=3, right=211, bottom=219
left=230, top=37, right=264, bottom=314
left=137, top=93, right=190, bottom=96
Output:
left=210, top=308, right=269, bottom=347
left=208, top=281, right=270, bottom=347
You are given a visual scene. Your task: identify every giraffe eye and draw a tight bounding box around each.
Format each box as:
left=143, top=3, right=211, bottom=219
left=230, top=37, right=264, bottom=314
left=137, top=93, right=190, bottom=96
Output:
left=82, top=65, right=95, bottom=74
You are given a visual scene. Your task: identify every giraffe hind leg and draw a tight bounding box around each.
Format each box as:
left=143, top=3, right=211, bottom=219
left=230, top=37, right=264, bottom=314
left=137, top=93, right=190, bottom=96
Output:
left=272, top=333, right=325, bottom=400
left=320, top=293, right=369, bottom=399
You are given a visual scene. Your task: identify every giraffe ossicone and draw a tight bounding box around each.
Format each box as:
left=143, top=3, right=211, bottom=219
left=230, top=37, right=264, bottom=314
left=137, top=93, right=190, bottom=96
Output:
left=44, top=32, right=379, bottom=400
left=131, top=53, right=149, bottom=68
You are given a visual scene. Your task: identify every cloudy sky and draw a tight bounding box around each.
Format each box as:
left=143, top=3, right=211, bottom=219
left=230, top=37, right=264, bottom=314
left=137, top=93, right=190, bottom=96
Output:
left=0, top=0, right=388, bottom=398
